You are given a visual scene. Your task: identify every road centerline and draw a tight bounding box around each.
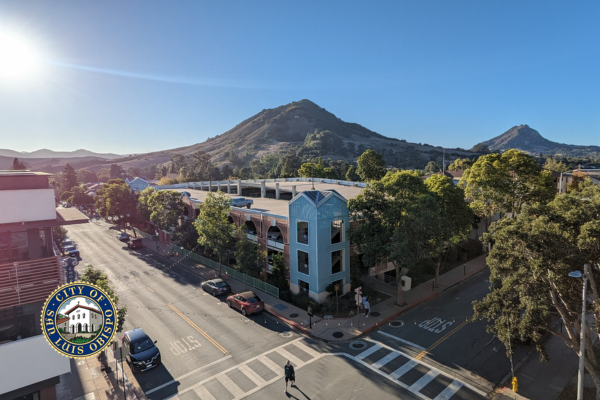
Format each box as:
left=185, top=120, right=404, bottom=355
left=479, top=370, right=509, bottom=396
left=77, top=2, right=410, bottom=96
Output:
left=167, top=302, right=229, bottom=355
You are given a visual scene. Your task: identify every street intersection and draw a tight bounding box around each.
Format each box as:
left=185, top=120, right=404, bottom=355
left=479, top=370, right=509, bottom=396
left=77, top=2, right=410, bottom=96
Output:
left=64, top=221, right=522, bottom=399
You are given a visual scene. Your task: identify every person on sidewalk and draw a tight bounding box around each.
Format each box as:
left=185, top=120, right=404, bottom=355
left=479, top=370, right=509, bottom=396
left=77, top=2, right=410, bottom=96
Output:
left=284, top=360, right=295, bottom=393
left=364, top=297, right=371, bottom=318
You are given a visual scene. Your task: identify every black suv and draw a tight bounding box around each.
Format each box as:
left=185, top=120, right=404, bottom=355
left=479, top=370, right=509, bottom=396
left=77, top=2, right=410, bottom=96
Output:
left=121, top=328, right=161, bottom=372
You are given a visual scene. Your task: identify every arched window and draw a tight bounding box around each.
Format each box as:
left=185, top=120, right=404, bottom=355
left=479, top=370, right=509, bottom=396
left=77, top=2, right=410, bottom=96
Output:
left=83, top=313, right=85, bottom=318
left=78, top=314, right=80, bottom=319
left=72, top=315, right=75, bottom=320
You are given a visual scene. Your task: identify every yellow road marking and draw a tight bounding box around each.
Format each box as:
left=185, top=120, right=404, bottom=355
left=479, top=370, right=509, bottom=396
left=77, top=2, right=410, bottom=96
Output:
left=117, top=261, right=122, bottom=265
left=415, top=319, right=470, bottom=360
left=126, top=268, right=131, bottom=272
left=167, top=303, right=229, bottom=355
left=136, top=277, right=141, bottom=282
left=147, top=286, right=154, bottom=293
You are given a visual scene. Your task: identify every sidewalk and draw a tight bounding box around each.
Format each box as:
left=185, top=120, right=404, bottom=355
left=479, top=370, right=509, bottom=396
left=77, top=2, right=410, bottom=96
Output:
left=138, top=235, right=488, bottom=342
left=55, top=345, right=146, bottom=400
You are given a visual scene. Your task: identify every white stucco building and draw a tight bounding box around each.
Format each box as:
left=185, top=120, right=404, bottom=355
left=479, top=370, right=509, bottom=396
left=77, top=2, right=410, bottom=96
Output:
left=63, top=303, right=103, bottom=333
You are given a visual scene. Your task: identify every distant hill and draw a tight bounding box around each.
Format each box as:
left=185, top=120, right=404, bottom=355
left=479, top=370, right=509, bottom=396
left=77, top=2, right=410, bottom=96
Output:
left=0, top=148, right=123, bottom=159
left=89, top=99, right=474, bottom=172
left=475, top=125, right=600, bottom=158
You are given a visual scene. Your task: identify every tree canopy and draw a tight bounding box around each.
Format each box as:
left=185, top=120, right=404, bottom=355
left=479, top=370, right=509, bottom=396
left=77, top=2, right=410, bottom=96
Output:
left=297, top=159, right=336, bottom=179
left=80, top=264, right=127, bottom=333
left=459, top=150, right=555, bottom=229
left=62, top=163, right=79, bottom=193
left=137, top=188, right=185, bottom=230
left=194, top=191, right=236, bottom=276
left=356, top=149, right=386, bottom=182
left=11, top=158, right=26, bottom=170
left=472, top=185, right=600, bottom=395
left=94, top=179, right=137, bottom=221
left=348, top=170, right=440, bottom=305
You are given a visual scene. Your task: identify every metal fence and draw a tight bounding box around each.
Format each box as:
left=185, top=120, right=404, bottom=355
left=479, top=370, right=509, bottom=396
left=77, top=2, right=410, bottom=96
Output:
left=171, top=245, right=280, bottom=298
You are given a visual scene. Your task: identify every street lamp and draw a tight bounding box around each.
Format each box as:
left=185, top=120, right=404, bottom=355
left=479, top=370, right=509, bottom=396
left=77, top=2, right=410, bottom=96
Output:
left=569, top=263, right=591, bottom=400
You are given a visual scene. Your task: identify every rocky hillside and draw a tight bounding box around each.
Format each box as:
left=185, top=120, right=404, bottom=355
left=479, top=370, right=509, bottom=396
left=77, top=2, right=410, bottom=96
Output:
left=21, top=100, right=476, bottom=173
left=91, top=99, right=473, bottom=172
left=476, top=125, right=600, bottom=158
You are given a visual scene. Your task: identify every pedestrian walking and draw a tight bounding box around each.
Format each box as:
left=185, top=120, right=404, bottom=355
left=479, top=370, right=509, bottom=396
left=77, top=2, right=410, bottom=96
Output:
left=364, top=297, right=371, bottom=318
left=361, top=295, right=367, bottom=314
left=284, top=360, right=295, bottom=393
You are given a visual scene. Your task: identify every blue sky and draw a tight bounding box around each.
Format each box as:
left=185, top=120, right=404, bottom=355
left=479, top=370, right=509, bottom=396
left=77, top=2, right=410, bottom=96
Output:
left=0, top=1, right=598, bottom=154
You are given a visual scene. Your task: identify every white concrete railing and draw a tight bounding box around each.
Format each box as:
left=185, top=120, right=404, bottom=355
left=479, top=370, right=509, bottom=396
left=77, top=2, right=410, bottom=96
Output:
left=267, top=240, right=284, bottom=250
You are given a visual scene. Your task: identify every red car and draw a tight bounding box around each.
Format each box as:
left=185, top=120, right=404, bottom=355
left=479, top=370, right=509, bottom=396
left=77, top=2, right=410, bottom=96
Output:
left=226, top=291, right=264, bottom=316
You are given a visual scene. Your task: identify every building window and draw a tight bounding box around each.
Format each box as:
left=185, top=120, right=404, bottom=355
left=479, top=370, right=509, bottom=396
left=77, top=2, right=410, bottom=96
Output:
left=332, top=250, right=343, bottom=274
left=72, top=315, right=75, bottom=320
left=298, top=280, right=309, bottom=294
left=297, top=221, right=308, bottom=244
left=298, top=251, right=309, bottom=275
left=331, top=220, right=344, bottom=244
left=83, top=313, right=85, bottom=318
left=78, top=314, right=80, bottom=319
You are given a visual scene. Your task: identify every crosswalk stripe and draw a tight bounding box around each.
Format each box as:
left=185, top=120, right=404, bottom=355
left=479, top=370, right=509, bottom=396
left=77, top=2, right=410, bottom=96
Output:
left=390, top=360, right=418, bottom=379
left=371, top=351, right=401, bottom=369
left=293, top=341, right=322, bottom=359
left=258, top=356, right=283, bottom=376
left=277, top=348, right=305, bottom=367
left=238, top=364, right=267, bottom=386
left=409, top=370, right=440, bottom=393
left=356, top=344, right=382, bottom=360
left=193, top=384, right=216, bottom=400
left=433, top=380, right=464, bottom=400
left=216, top=373, right=245, bottom=398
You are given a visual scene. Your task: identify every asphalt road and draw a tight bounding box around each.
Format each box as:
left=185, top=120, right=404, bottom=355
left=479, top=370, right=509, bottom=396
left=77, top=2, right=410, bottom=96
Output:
left=65, top=221, right=509, bottom=400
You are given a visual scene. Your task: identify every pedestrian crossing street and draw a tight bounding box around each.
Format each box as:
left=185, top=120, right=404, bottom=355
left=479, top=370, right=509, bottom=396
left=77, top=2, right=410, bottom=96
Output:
left=163, top=337, right=488, bottom=400
left=164, top=337, right=324, bottom=400
left=344, top=338, right=488, bottom=400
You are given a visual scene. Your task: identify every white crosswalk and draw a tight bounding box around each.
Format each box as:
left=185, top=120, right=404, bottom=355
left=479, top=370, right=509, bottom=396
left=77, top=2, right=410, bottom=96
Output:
left=163, top=338, right=324, bottom=400
left=162, top=337, right=488, bottom=400
left=344, top=338, right=488, bottom=400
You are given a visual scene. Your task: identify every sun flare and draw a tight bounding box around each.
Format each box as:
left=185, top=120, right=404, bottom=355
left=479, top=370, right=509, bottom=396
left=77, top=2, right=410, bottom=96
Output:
left=0, top=29, right=43, bottom=81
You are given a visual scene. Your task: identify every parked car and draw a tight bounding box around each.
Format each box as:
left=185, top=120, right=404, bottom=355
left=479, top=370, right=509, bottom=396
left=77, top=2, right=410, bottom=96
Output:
left=201, top=279, right=232, bottom=296
left=63, top=245, right=79, bottom=258
left=117, top=232, right=130, bottom=243
left=231, top=197, right=253, bottom=209
left=62, top=239, right=76, bottom=249
left=226, top=291, right=264, bottom=316
left=128, top=238, right=143, bottom=249
left=267, top=232, right=283, bottom=243
left=121, top=328, right=161, bottom=372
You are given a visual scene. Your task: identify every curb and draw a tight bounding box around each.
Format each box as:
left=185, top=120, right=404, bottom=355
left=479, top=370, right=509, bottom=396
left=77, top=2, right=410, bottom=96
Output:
left=360, top=292, right=438, bottom=335
left=264, top=305, right=313, bottom=336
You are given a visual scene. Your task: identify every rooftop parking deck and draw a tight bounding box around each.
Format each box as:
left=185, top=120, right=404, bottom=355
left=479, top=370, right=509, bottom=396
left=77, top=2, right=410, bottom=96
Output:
left=171, top=178, right=366, bottom=218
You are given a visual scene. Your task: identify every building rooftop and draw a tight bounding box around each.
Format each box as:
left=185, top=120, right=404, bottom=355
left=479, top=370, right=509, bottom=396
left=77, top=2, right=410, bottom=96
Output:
left=174, top=178, right=365, bottom=218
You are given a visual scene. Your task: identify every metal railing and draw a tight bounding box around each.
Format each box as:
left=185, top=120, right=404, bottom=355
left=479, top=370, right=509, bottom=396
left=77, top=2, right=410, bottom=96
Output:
left=171, top=245, right=280, bottom=298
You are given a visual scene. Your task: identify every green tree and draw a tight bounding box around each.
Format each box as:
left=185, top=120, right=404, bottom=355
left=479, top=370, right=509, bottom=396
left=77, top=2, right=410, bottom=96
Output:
left=138, top=190, right=186, bottom=230
left=11, top=158, right=26, bottom=170
left=80, top=264, right=127, bottom=334
left=348, top=170, right=440, bottom=305
left=425, top=174, right=474, bottom=287
left=279, top=152, right=302, bottom=178
left=234, top=228, right=266, bottom=287
left=270, top=253, right=288, bottom=292
left=194, top=192, right=236, bottom=277
left=172, top=218, right=200, bottom=251
left=52, top=226, right=68, bottom=248
left=356, top=149, right=386, bottom=182
left=473, top=187, right=600, bottom=395
left=109, top=164, right=126, bottom=179
left=424, top=161, right=441, bottom=174
left=62, top=163, right=79, bottom=193
left=65, top=186, right=95, bottom=206
left=345, top=165, right=359, bottom=181
left=447, top=158, right=474, bottom=171
left=94, top=180, right=138, bottom=230
left=459, top=150, right=554, bottom=230
left=77, top=169, right=98, bottom=183
left=543, top=157, right=568, bottom=173
left=297, top=159, right=336, bottom=179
